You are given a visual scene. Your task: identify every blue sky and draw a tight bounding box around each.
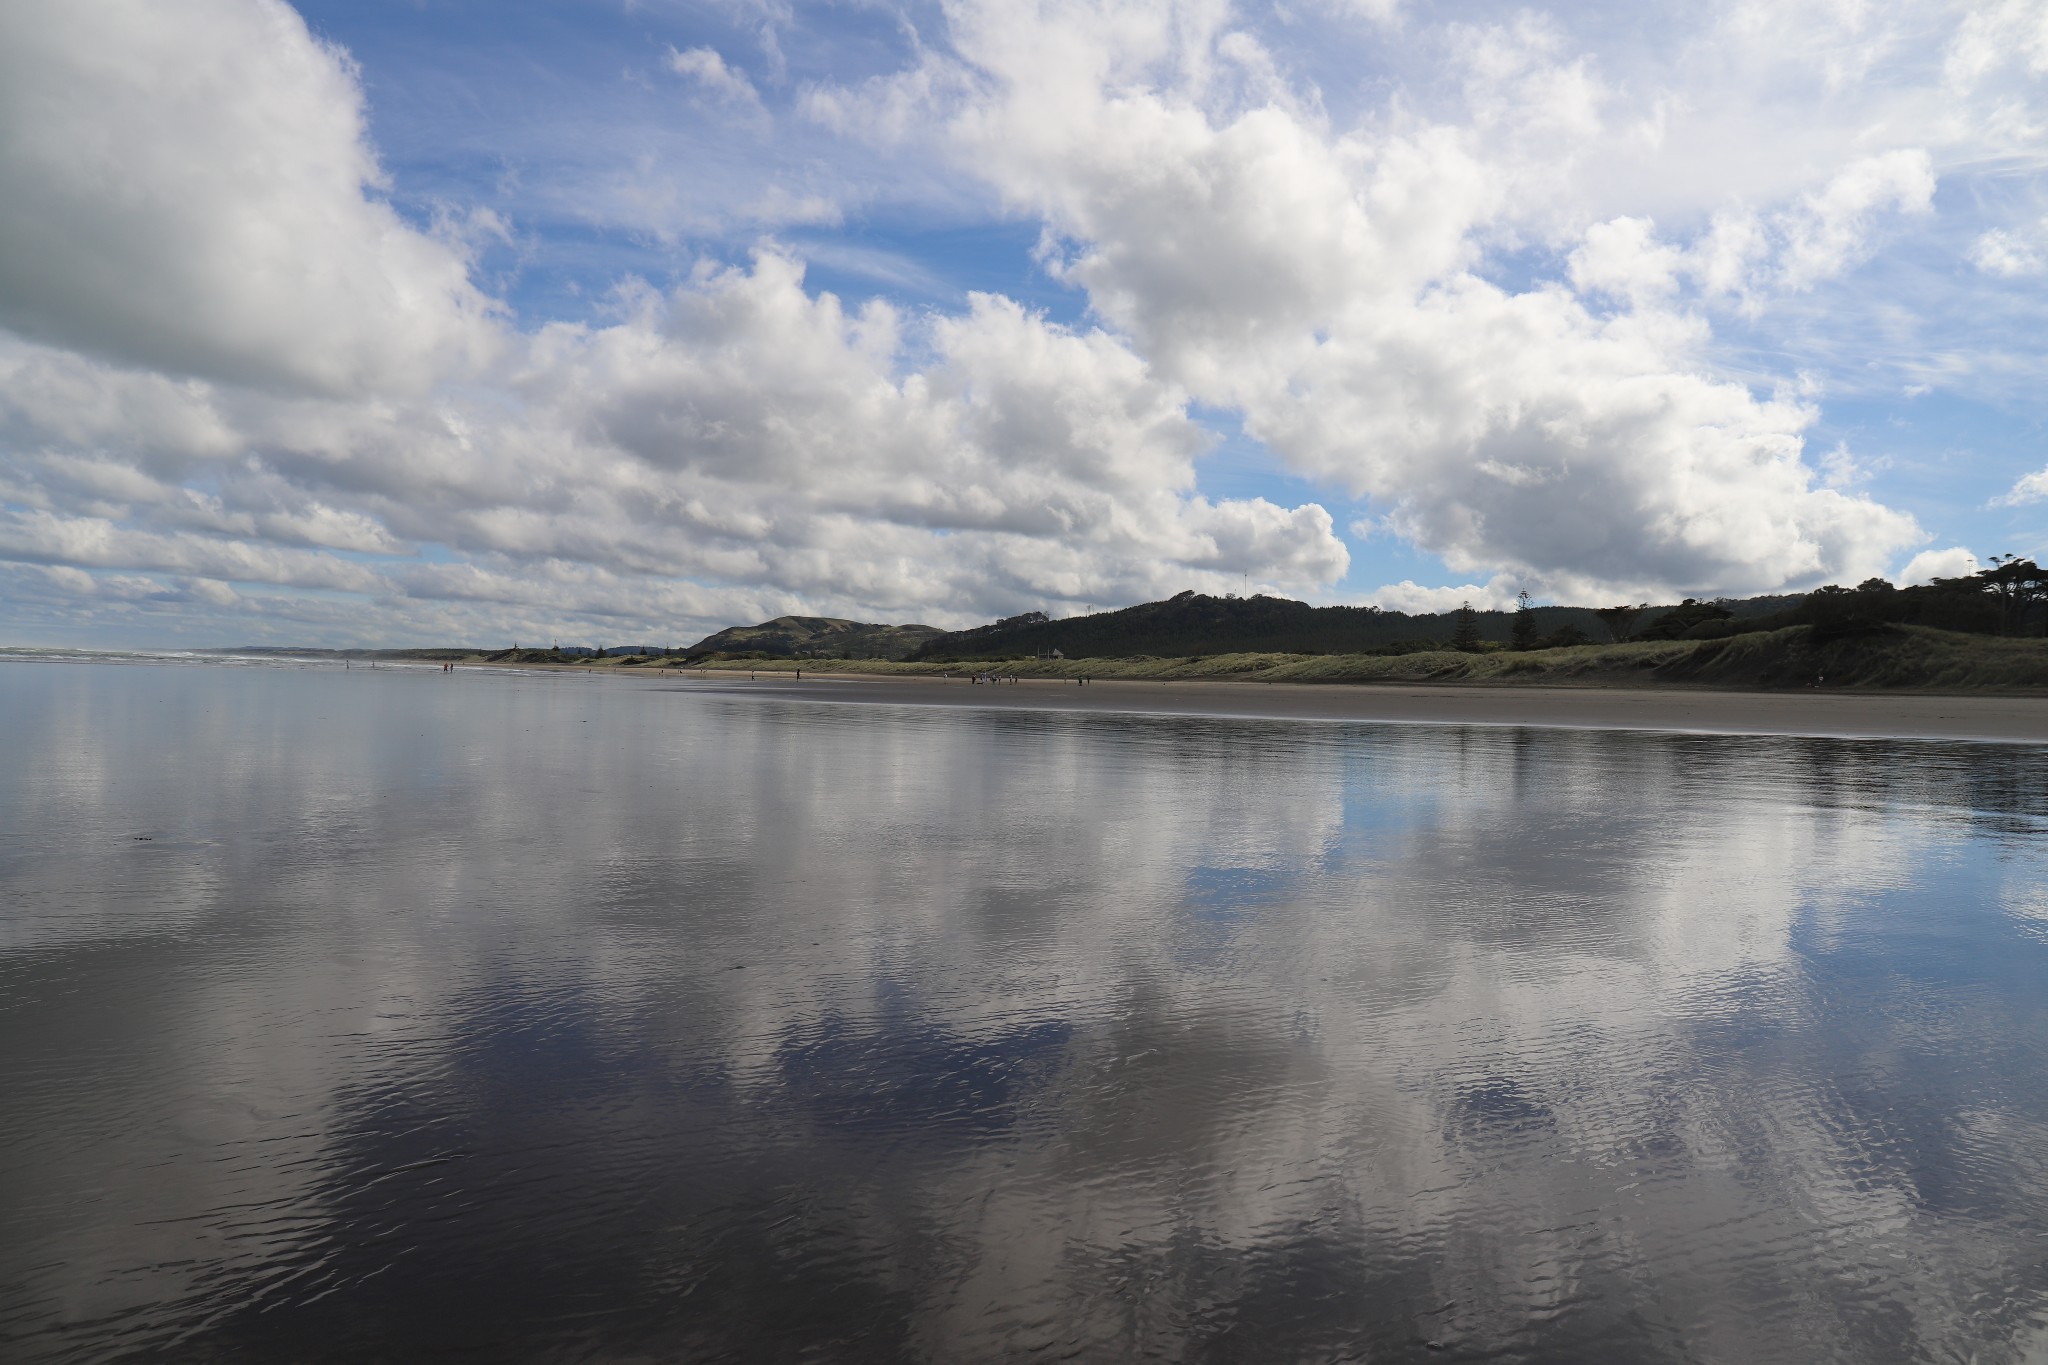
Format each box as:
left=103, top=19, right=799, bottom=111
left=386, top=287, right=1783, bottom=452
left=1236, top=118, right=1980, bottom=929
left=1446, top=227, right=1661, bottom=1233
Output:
left=0, top=0, right=2043, bottom=644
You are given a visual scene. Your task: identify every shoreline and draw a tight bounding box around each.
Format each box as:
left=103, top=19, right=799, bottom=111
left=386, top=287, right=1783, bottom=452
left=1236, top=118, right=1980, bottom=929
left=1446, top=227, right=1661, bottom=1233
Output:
left=374, top=624, right=2048, bottom=696
left=6, top=649, right=2045, bottom=742
left=664, top=670, right=2048, bottom=744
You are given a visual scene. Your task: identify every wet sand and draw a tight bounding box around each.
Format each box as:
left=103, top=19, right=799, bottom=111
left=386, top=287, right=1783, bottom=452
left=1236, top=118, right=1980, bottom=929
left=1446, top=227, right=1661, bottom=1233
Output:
left=672, top=672, right=2048, bottom=743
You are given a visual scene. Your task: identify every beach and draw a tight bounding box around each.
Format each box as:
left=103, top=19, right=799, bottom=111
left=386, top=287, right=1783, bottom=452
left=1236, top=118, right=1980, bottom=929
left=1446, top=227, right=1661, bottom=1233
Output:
left=672, top=669, right=2048, bottom=743
left=10, top=655, right=2048, bottom=1362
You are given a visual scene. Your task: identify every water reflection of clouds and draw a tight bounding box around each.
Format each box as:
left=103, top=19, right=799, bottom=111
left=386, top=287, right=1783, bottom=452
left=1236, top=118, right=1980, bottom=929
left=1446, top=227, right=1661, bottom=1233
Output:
left=4, top=663, right=2048, bottom=1361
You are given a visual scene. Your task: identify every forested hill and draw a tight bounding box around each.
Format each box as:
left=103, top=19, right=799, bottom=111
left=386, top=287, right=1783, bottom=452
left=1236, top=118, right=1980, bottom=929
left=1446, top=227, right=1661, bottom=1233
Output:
left=906, top=591, right=1802, bottom=661
left=685, top=615, right=942, bottom=660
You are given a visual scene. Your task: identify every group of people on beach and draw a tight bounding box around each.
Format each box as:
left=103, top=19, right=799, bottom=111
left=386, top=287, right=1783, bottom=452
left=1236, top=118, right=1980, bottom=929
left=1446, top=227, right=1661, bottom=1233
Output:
left=943, top=672, right=1090, bottom=686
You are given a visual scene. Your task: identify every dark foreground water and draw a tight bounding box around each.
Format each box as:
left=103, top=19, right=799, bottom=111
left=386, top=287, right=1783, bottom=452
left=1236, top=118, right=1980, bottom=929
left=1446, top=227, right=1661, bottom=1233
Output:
left=3, top=660, right=2047, bottom=1363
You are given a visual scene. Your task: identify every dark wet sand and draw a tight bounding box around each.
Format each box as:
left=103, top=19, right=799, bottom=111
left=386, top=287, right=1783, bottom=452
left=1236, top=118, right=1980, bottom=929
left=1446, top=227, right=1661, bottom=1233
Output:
left=673, top=672, right=2048, bottom=743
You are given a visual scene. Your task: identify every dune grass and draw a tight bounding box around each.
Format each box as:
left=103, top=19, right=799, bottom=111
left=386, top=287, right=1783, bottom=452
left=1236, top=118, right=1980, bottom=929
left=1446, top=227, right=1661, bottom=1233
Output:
left=600, top=625, right=2048, bottom=692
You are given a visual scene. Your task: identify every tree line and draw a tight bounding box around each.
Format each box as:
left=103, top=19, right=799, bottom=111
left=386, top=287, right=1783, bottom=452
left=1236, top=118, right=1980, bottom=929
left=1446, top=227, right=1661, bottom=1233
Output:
left=905, top=558, right=2047, bottom=662
left=1565, top=556, right=2048, bottom=651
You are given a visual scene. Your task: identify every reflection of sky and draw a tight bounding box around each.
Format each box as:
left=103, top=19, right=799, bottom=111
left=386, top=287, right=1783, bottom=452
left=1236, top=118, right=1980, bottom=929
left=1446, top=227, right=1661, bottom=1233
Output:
left=2, top=660, right=2047, bottom=1362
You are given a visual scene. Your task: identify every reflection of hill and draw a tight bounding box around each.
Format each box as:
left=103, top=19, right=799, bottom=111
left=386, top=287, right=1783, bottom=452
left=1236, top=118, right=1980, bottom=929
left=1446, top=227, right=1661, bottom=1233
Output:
left=686, top=615, right=942, bottom=661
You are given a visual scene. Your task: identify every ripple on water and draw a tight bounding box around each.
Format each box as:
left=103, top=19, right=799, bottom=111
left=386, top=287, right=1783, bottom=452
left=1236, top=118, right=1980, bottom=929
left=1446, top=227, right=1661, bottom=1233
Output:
left=1, top=662, right=2047, bottom=1362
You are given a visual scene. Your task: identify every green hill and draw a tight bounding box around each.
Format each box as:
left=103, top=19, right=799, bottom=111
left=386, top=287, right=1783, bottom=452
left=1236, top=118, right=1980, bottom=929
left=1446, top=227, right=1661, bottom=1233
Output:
left=906, top=590, right=1801, bottom=661
left=698, top=625, right=2048, bottom=692
left=684, top=615, right=943, bottom=661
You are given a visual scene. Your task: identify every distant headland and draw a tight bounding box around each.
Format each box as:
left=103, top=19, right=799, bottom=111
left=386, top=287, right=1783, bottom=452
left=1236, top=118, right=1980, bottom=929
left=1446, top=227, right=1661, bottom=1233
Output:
left=218, top=563, right=2048, bottom=694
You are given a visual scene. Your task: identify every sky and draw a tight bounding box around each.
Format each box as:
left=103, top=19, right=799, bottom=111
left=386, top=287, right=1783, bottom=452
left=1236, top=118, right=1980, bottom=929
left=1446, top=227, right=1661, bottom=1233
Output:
left=0, top=0, right=2043, bottom=647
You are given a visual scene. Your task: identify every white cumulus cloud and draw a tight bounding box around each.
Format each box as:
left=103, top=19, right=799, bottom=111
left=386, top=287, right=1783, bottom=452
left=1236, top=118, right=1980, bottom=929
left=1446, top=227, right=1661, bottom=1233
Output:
left=1898, top=547, right=1980, bottom=584
left=1970, top=221, right=2048, bottom=278
left=2, top=0, right=2042, bottom=645
left=1993, top=469, right=2048, bottom=509
left=0, top=0, right=1354, bottom=644
left=1367, top=577, right=1522, bottom=614
left=834, top=0, right=1928, bottom=602
left=668, top=46, right=766, bottom=112
left=0, top=0, right=501, bottom=397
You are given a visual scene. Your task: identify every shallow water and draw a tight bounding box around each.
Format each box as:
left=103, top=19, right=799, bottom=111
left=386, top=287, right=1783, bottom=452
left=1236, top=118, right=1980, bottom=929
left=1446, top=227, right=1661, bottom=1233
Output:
left=3, top=659, right=2047, bottom=1363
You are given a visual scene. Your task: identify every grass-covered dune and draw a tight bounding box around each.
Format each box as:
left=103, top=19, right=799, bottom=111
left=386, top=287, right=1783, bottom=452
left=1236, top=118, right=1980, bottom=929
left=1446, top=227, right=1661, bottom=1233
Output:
left=685, top=615, right=941, bottom=660
left=265, top=624, right=2048, bottom=692
left=671, top=625, right=2048, bottom=692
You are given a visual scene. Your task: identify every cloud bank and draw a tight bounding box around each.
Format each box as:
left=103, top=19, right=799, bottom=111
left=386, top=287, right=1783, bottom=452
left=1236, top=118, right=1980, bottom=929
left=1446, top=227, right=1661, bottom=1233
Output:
left=0, top=0, right=2040, bottom=644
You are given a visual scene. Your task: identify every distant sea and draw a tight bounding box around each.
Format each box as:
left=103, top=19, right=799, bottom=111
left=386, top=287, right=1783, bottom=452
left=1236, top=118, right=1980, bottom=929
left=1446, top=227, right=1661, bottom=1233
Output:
left=3, top=655, right=2046, bottom=1363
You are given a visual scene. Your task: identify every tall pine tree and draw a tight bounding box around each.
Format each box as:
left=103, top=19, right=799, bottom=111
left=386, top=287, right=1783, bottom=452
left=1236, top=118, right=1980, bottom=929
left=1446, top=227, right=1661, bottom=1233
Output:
left=1452, top=601, right=1481, bottom=652
left=1511, top=591, right=1538, bottom=650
